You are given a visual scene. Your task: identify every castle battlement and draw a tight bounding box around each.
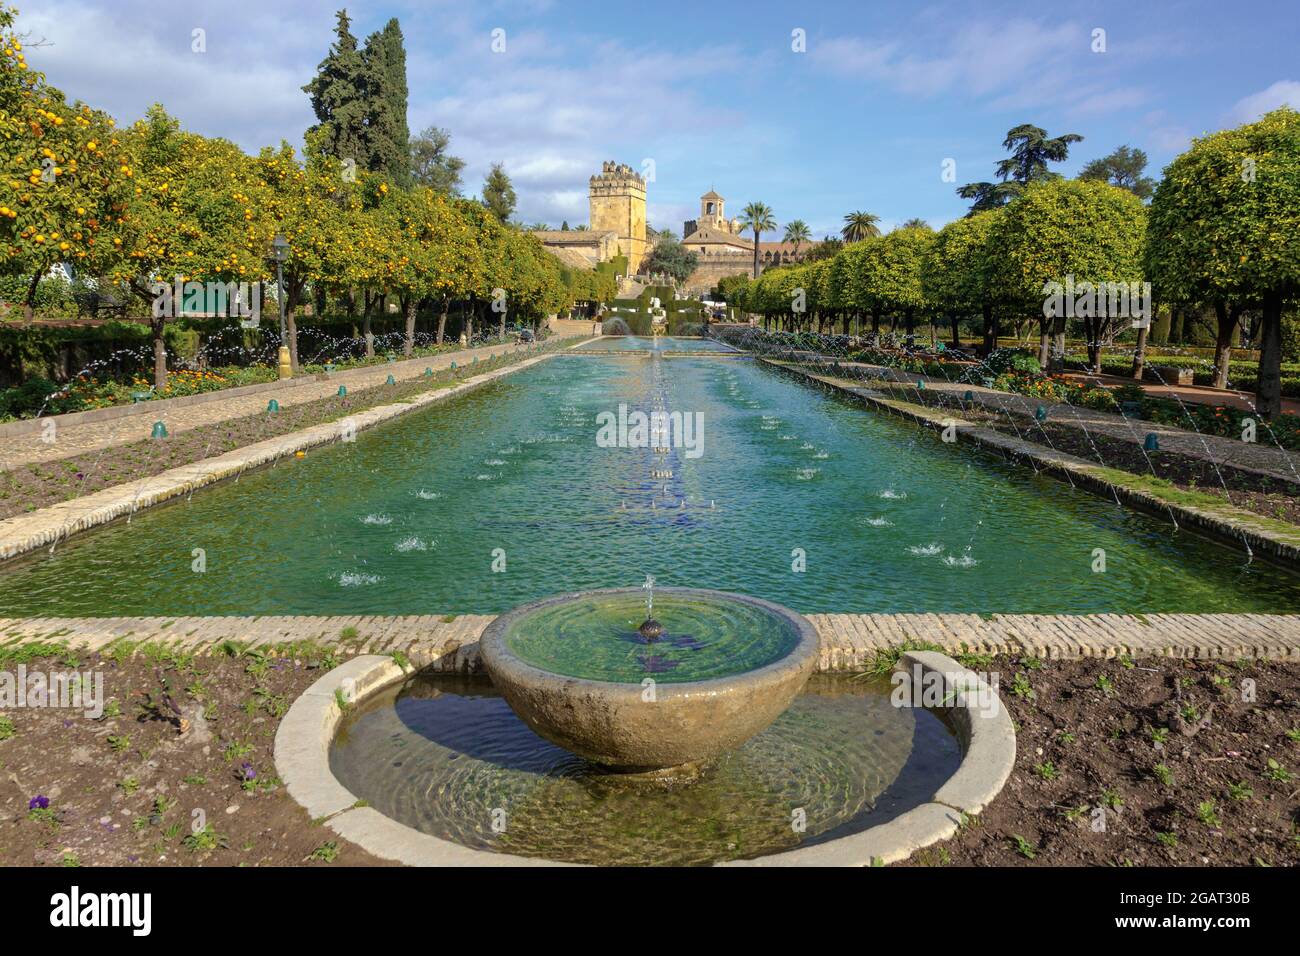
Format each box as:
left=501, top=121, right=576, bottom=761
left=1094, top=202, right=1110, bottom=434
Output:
left=590, top=161, right=645, bottom=188
left=588, top=160, right=647, bottom=273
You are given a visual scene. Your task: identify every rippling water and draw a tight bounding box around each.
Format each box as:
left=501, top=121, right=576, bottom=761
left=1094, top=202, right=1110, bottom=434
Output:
left=2, top=350, right=1298, bottom=615
left=329, top=673, right=960, bottom=866
left=502, top=592, right=800, bottom=683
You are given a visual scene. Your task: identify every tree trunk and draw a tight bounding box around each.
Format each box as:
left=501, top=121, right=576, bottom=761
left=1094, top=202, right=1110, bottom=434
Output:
left=752, top=230, right=760, bottom=279
left=950, top=312, right=960, bottom=348
left=286, top=281, right=301, bottom=374
left=151, top=316, right=168, bottom=389
left=1256, top=293, right=1284, bottom=418
left=1084, top=317, right=1101, bottom=373
left=403, top=295, right=416, bottom=357
left=1131, top=322, right=1149, bottom=380
left=1050, top=315, right=1067, bottom=373
left=981, top=303, right=995, bottom=355
left=1212, top=301, right=1239, bottom=390
left=1037, top=318, right=1051, bottom=370
left=437, top=297, right=449, bottom=344
left=23, top=267, right=43, bottom=326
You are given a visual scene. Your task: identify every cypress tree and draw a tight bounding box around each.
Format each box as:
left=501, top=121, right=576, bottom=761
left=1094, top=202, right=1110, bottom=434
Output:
left=302, top=10, right=369, bottom=171
left=362, top=17, right=410, bottom=185
left=482, top=163, right=516, bottom=222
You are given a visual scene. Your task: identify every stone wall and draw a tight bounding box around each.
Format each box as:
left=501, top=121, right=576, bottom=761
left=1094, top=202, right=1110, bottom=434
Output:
left=683, top=253, right=753, bottom=295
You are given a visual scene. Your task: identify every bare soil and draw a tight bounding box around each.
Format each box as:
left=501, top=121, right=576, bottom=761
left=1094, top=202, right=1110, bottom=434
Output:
left=0, top=640, right=391, bottom=867
left=906, top=656, right=1300, bottom=867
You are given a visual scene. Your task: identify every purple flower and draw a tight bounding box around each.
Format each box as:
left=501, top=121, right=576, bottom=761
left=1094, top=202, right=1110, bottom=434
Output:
left=241, top=762, right=256, bottom=780
left=29, top=795, right=49, bottom=810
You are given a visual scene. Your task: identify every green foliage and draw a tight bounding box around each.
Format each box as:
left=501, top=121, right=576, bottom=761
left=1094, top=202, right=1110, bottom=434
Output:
left=1147, top=108, right=1300, bottom=306
left=481, top=162, right=516, bottom=222
left=992, top=178, right=1147, bottom=308
left=1079, top=144, right=1156, bottom=199
left=643, top=236, right=700, bottom=283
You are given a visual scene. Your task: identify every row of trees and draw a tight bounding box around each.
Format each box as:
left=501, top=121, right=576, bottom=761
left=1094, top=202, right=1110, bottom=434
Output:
left=723, top=108, right=1300, bottom=417
left=0, top=8, right=611, bottom=386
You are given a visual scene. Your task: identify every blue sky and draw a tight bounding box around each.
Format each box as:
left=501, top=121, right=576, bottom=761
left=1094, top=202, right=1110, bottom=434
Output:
left=17, top=0, right=1300, bottom=238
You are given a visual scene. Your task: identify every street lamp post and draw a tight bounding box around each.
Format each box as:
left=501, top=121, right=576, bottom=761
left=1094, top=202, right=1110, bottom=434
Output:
left=271, top=233, right=291, bottom=379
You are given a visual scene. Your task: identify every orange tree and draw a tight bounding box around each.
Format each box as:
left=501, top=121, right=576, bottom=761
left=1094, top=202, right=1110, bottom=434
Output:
left=383, top=185, right=483, bottom=354
left=1, top=6, right=132, bottom=322
left=113, top=106, right=274, bottom=386
left=254, top=133, right=352, bottom=371
left=454, top=198, right=507, bottom=341
left=1147, top=108, right=1300, bottom=416
left=321, top=171, right=395, bottom=357
left=853, top=225, right=934, bottom=340
left=992, top=178, right=1147, bottom=372
left=921, top=210, right=1002, bottom=350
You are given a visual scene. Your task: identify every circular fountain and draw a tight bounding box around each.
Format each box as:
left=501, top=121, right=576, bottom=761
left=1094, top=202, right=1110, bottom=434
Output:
left=477, top=586, right=819, bottom=772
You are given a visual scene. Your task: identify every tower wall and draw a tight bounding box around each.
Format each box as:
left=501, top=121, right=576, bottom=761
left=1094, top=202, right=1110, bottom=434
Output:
left=589, top=162, right=647, bottom=274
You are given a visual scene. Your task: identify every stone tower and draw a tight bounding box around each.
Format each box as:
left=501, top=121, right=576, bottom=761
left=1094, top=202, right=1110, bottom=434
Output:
left=589, top=161, right=647, bottom=274
left=700, top=189, right=725, bottom=228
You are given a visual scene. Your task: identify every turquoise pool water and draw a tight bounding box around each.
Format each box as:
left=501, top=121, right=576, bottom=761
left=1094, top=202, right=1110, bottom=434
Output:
left=502, top=591, right=801, bottom=683
left=1, top=351, right=1297, bottom=616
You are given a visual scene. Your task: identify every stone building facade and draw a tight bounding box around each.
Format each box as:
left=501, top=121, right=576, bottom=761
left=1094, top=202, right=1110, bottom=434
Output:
left=679, top=189, right=819, bottom=294
left=529, top=161, right=648, bottom=275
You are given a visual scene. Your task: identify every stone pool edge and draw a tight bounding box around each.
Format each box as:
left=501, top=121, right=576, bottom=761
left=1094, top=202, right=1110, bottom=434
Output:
left=273, top=654, right=572, bottom=867
left=274, top=650, right=1014, bottom=868
left=764, top=359, right=1300, bottom=571
left=0, top=343, right=592, bottom=563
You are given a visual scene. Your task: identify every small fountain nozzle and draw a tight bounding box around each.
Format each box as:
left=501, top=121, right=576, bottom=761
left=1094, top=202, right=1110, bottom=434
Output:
left=638, top=619, right=664, bottom=642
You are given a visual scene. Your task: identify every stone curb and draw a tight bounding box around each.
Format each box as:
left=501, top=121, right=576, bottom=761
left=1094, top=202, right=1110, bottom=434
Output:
left=4, top=612, right=1299, bottom=661
left=766, top=360, right=1300, bottom=569
left=274, top=654, right=562, bottom=866
left=0, top=351, right=563, bottom=562
left=273, top=650, right=1013, bottom=867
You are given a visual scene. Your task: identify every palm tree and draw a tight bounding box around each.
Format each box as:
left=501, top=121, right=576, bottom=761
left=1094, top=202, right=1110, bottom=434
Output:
left=783, top=219, right=812, bottom=258
left=841, top=211, right=881, bottom=243
left=900, top=218, right=929, bottom=230
left=739, top=201, right=776, bottom=278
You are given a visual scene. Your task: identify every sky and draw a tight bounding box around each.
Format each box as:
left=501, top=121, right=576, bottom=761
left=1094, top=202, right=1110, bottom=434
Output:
left=14, top=0, right=1300, bottom=239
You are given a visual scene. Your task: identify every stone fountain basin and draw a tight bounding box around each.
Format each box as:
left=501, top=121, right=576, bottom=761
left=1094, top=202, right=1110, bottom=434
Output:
left=477, top=588, right=820, bottom=771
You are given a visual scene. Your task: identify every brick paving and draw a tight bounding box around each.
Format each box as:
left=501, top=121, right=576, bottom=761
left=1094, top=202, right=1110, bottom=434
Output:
left=3, top=612, right=1297, bottom=666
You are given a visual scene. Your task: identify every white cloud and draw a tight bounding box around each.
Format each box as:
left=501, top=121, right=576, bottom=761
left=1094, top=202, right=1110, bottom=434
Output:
left=16, top=1, right=752, bottom=226
left=1231, top=80, right=1300, bottom=123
